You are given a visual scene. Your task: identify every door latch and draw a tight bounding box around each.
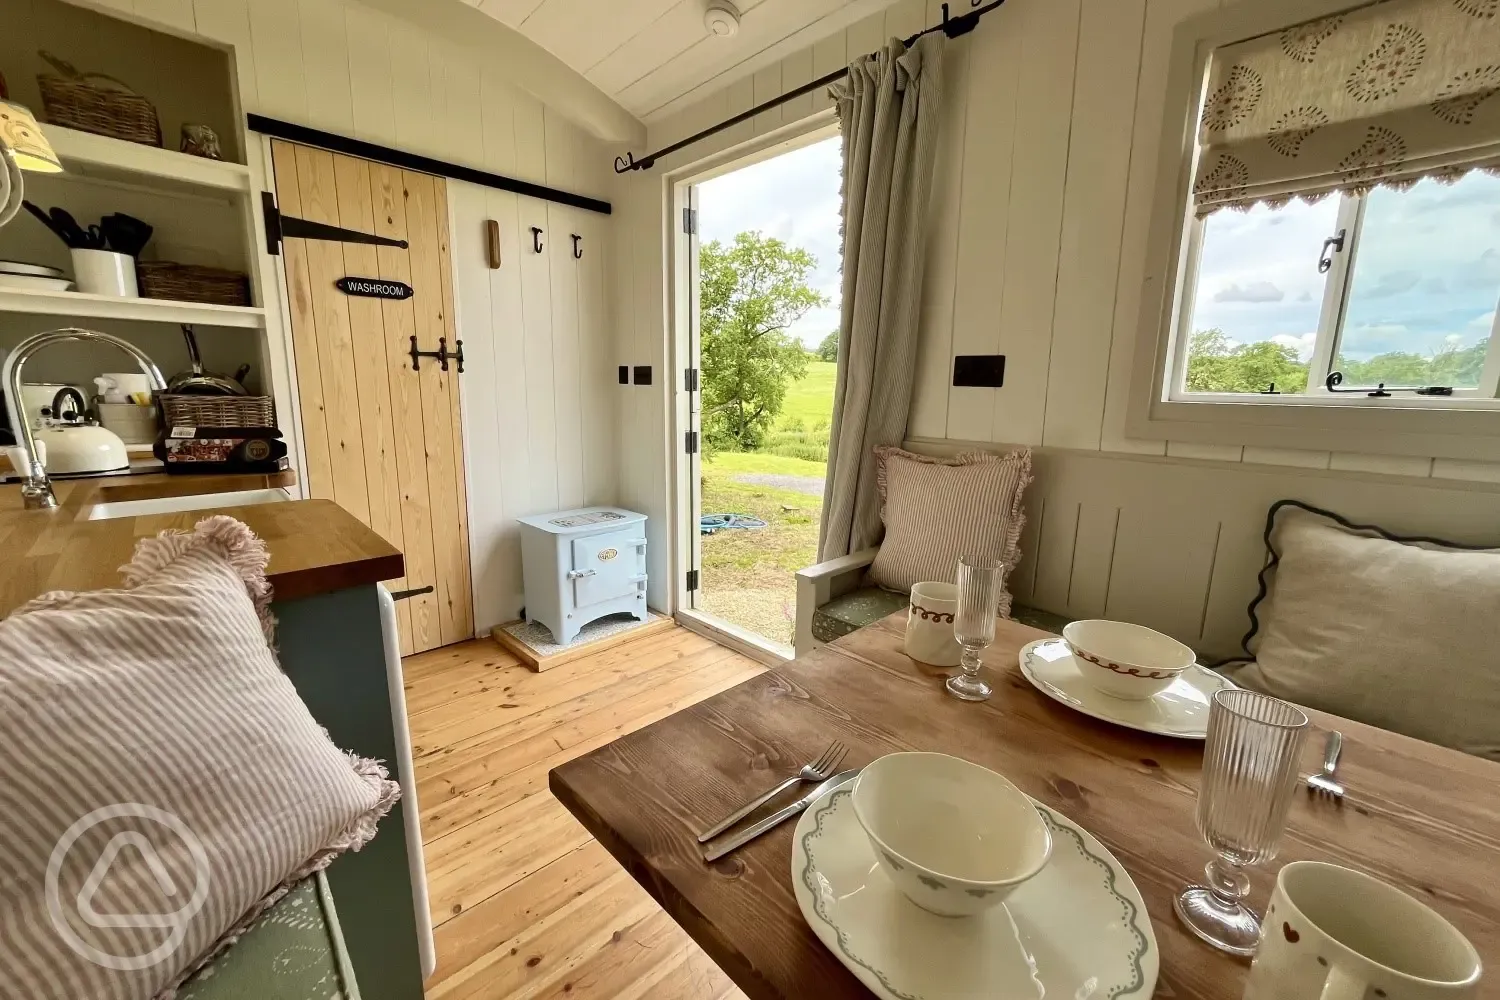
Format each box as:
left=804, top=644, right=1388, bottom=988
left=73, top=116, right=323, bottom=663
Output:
left=566, top=568, right=598, bottom=580
left=1317, top=229, right=1346, bottom=273
left=409, top=335, right=465, bottom=373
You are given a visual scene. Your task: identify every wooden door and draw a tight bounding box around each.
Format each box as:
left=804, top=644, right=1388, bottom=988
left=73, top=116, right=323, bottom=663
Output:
left=271, top=140, right=472, bottom=655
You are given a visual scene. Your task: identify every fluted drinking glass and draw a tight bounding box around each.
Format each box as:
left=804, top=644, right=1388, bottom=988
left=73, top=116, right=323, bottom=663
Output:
left=946, top=556, right=1000, bottom=702
left=1175, top=688, right=1309, bottom=955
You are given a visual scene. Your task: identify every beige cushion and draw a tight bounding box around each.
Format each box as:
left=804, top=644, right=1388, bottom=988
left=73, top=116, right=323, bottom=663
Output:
left=0, top=516, right=400, bottom=1000
left=867, top=446, right=1032, bottom=615
left=1227, top=504, right=1500, bottom=760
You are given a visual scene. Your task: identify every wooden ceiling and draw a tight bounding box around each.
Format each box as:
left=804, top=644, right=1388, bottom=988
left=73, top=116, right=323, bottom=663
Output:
left=465, top=0, right=903, bottom=122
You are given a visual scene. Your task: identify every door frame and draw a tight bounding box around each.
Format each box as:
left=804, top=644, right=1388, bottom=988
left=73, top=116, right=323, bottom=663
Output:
left=664, top=111, right=840, bottom=660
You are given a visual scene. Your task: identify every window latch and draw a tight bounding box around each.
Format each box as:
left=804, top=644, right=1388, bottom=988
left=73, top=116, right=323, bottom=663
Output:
left=1325, top=371, right=1453, bottom=397
left=1317, top=229, right=1346, bottom=273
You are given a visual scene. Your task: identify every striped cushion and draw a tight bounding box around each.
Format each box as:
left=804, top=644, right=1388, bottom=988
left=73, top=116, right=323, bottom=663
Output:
left=0, top=516, right=399, bottom=1000
left=867, top=446, right=1033, bottom=615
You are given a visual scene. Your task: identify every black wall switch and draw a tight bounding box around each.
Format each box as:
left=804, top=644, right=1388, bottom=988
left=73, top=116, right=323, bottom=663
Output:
left=618, top=365, right=629, bottom=384
left=953, top=355, right=1006, bottom=388
left=633, top=365, right=653, bottom=386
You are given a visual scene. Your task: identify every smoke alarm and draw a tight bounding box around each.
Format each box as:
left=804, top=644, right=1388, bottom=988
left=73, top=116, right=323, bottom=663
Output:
left=704, top=0, right=740, bottom=37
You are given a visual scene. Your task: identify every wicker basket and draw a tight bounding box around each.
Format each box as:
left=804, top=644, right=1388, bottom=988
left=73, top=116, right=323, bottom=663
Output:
left=160, top=394, right=275, bottom=429
left=137, top=262, right=251, bottom=307
left=37, top=74, right=162, bottom=147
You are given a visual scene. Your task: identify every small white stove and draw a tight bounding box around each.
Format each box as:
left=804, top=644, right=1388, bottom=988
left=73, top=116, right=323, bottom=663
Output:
left=517, top=507, right=649, bottom=645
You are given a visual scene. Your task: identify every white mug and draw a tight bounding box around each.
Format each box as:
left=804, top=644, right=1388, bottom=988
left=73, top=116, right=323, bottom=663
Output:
left=1246, top=862, right=1480, bottom=1000
left=904, top=582, right=961, bottom=666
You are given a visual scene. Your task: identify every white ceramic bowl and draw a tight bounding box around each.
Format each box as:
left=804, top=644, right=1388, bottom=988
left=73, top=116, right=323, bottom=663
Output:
left=851, top=752, right=1051, bottom=917
left=1062, top=619, right=1195, bottom=701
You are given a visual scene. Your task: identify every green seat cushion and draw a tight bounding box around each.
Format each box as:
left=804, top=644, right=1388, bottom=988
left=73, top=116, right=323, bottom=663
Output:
left=813, top=586, right=1074, bottom=644
left=812, top=586, right=910, bottom=643
left=179, top=877, right=352, bottom=1000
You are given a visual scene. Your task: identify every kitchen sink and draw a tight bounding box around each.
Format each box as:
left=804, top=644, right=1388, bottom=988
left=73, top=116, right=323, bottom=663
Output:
left=86, top=488, right=291, bottom=520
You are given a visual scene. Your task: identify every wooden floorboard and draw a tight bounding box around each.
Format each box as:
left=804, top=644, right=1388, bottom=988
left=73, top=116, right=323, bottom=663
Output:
left=407, top=625, right=762, bottom=1000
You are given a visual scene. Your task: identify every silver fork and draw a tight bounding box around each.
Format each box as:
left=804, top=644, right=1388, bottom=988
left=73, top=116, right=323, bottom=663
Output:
left=696, top=742, right=848, bottom=843
left=1306, top=731, right=1344, bottom=801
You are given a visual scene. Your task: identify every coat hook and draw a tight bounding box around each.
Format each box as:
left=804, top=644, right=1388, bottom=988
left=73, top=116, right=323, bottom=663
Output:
left=571, top=234, right=583, bottom=259
left=530, top=226, right=543, bottom=253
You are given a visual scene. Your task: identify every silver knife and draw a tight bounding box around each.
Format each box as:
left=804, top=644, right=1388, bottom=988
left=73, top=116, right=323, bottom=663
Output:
left=702, top=768, right=861, bottom=863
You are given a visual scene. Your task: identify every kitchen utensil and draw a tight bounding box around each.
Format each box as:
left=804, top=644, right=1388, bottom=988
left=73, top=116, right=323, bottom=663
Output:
left=696, top=742, right=848, bottom=843
left=99, top=213, right=153, bottom=256
left=48, top=206, right=94, bottom=248
left=0, top=273, right=72, bottom=291
left=21, top=200, right=73, bottom=245
left=703, top=769, right=861, bottom=863
left=0, top=259, right=65, bottom=278
left=1246, top=862, right=1480, bottom=1000
left=904, top=582, right=961, bottom=667
left=947, top=556, right=1001, bottom=702
left=1306, top=731, right=1345, bottom=801
left=71, top=248, right=138, bottom=296
left=1019, top=638, right=1235, bottom=739
left=35, top=420, right=128, bottom=473
left=1063, top=619, right=1196, bottom=700
left=852, top=753, right=1052, bottom=917
left=1176, top=688, right=1310, bottom=956
left=167, top=325, right=248, bottom=395
left=792, top=776, right=1159, bottom=1000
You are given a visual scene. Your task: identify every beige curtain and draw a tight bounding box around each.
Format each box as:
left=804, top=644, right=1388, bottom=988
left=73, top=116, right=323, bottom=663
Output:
left=1194, top=0, right=1500, bottom=215
left=819, top=34, right=946, bottom=561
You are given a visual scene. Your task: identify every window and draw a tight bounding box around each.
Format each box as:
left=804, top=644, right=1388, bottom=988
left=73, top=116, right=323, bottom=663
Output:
left=1174, top=171, right=1500, bottom=402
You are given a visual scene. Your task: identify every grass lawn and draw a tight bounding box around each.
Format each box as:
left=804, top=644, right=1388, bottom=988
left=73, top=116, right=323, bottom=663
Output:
left=697, top=360, right=836, bottom=648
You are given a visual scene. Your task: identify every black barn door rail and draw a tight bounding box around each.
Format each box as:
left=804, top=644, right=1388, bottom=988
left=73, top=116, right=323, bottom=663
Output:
left=248, top=114, right=612, bottom=215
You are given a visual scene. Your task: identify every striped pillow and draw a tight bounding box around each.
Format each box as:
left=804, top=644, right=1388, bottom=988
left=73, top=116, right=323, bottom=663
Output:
left=0, top=516, right=399, bottom=1000
left=868, top=446, right=1033, bottom=615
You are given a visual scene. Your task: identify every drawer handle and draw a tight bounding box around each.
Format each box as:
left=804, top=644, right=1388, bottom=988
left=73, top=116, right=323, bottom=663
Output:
left=566, top=569, right=597, bottom=580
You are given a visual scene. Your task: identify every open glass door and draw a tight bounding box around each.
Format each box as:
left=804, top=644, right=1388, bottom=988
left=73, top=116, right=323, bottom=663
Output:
left=684, top=184, right=703, bottom=613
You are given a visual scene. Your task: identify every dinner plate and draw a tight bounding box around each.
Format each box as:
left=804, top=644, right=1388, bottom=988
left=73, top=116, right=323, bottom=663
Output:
left=792, top=776, right=1157, bottom=1000
left=1019, top=637, right=1235, bottom=739
left=0, top=273, right=74, bottom=292
left=0, top=260, right=66, bottom=278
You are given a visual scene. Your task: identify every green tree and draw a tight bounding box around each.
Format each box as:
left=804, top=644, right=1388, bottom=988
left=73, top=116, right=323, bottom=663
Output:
left=1336, top=342, right=1486, bottom=388
left=701, top=232, right=827, bottom=451
left=1185, top=328, right=1309, bottom=394
left=815, top=329, right=839, bottom=363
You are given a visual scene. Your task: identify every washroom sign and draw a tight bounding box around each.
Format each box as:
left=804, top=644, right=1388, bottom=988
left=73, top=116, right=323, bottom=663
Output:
left=336, top=276, right=413, bottom=300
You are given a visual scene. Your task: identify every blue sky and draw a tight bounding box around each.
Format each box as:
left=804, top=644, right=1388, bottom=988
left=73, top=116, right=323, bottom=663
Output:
left=698, top=136, right=844, bottom=349
left=1190, top=171, right=1500, bottom=361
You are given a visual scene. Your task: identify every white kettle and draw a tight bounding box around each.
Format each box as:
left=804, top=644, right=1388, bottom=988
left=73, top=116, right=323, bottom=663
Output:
left=32, top=386, right=128, bottom=474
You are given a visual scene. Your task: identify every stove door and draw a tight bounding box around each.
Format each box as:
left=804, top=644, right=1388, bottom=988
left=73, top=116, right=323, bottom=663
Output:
left=570, top=528, right=644, bottom=607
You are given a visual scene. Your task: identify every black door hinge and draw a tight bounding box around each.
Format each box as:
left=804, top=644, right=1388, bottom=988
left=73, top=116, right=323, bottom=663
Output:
left=686, top=569, right=699, bottom=592
left=390, top=585, right=434, bottom=601
left=684, top=367, right=699, bottom=391
left=682, top=207, right=697, bottom=235
left=261, top=190, right=409, bottom=256
left=684, top=430, right=699, bottom=454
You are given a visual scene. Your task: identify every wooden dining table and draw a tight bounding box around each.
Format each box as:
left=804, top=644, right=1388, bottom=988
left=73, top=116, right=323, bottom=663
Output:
left=550, top=613, right=1500, bottom=999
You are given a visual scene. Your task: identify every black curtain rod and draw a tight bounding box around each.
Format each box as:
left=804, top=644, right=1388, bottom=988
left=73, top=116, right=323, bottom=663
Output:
left=247, top=114, right=613, bottom=215
left=614, top=0, right=1006, bottom=174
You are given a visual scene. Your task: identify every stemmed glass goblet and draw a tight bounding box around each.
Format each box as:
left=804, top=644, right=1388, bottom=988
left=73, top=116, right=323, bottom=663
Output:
left=1176, top=687, right=1310, bottom=955
left=945, top=556, right=1001, bottom=702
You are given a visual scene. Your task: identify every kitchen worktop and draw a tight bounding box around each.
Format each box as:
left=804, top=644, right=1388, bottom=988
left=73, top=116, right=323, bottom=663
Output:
left=0, top=471, right=405, bottom=618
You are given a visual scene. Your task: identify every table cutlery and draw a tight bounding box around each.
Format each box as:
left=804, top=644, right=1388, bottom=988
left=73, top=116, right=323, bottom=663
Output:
left=1306, top=730, right=1344, bottom=801
left=696, top=741, right=847, bottom=843
left=703, top=768, right=860, bottom=863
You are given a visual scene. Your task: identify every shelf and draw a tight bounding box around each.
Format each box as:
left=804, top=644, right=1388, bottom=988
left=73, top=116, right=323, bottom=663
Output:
left=41, top=125, right=252, bottom=195
left=0, top=287, right=265, bottom=329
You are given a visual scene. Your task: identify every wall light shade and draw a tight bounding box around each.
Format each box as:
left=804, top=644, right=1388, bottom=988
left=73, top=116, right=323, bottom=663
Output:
left=0, top=101, right=62, bottom=173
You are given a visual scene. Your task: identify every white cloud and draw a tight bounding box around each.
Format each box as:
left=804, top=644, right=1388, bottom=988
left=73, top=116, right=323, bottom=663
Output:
left=1272, top=331, right=1318, bottom=361
left=1469, top=309, right=1497, bottom=330
left=1213, top=281, right=1285, bottom=303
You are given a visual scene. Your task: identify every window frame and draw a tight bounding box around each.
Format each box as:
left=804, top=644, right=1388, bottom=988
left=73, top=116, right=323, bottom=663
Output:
left=1126, top=0, right=1500, bottom=462
left=1166, top=188, right=1500, bottom=403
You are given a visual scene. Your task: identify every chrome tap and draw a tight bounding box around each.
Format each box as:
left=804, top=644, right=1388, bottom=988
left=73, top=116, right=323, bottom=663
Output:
left=3, top=328, right=166, bottom=509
